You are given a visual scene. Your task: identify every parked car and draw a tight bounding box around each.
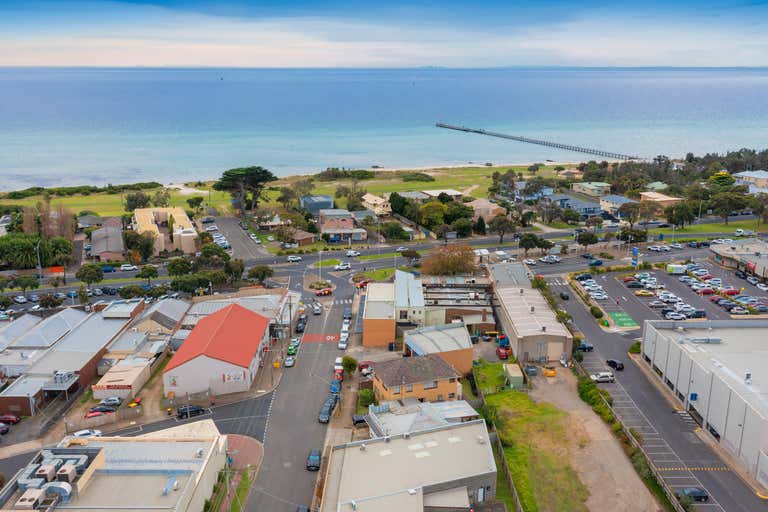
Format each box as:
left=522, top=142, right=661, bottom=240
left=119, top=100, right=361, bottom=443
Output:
left=343, top=307, right=352, bottom=320
left=635, top=290, right=654, bottom=297
left=588, top=259, right=603, bottom=267
left=734, top=270, right=747, bottom=279
left=574, top=273, right=593, bottom=281
left=559, top=292, right=570, bottom=300
left=665, top=312, right=686, bottom=320
left=99, top=397, right=122, bottom=407
left=73, top=429, right=102, bottom=438
left=543, top=366, right=557, bottom=377
left=0, top=414, right=20, bottom=425
left=13, top=296, right=27, bottom=304
left=577, top=341, right=594, bottom=352
left=590, top=372, right=615, bottom=383
left=522, top=259, right=536, bottom=265
left=284, top=356, right=296, bottom=367
left=606, top=359, right=624, bottom=371
left=120, top=264, right=138, bottom=271
left=318, top=398, right=337, bottom=423
left=626, top=281, right=644, bottom=289
left=334, top=262, right=351, bottom=271
left=286, top=255, right=303, bottom=263
left=352, top=415, right=367, bottom=427
left=675, top=487, right=708, bottom=503
left=177, top=405, right=205, bottom=419
left=345, top=250, right=361, bottom=257
left=306, top=449, right=321, bottom=471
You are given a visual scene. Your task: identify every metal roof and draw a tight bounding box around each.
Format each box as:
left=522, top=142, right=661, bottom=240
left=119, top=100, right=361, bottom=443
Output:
left=11, top=308, right=88, bottom=349
left=394, top=270, right=424, bottom=308
left=366, top=398, right=479, bottom=437
left=489, top=262, right=530, bottom=287
left=404, top=323, right=471, bottom=355
left=495, top=286, right=570, bottom=339
left=0, top=314, right=42, bottom=350
left=601, top=194, right=636, bottom=205
left=91, top=226, right=125, bottom=255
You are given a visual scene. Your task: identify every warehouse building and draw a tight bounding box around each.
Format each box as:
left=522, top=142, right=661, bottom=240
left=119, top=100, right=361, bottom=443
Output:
left=320, top=420, right=496, bottom=512
left=365, top=398, right=479, bottom=438
left=362, top=283, right=396, bottom=347
left=403, top=323, right=474, bottom=374
left=709, top=238, right=768, bottom=279
left=641, top=320, right=768, bottom=487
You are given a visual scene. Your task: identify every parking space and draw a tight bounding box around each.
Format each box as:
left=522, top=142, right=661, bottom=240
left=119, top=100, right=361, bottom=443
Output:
left=213, top=216, right=269, bottom=260
left=565, top=274, right=640, bottom=329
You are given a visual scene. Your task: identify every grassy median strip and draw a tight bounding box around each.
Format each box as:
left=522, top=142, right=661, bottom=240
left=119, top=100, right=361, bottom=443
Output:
left=314, top=258, right=341, bottom=267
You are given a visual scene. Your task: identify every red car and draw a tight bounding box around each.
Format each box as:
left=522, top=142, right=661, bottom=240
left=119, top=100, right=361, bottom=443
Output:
left=698, top=288, right=715, bottom=295
left=699, top=274, right=713, bottom=281
left=496, top=346, right=510, bottom=360
left=315, top=288, right=333, bottom=296
left=355, top=279, right=372, bottom=289
left=85, top=411, right=106, bottom=419
left=358, top=361, right=373, bottom=372
left=0, top=414, right=20, bottom=425
left=622, top=276, right=638, bottom=283
left=721, top=288, right=740, bottom=295
left=333, top=369, right=344, bottom=381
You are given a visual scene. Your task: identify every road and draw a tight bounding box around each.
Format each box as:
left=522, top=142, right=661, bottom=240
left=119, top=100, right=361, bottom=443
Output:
left=546, top=271, right=768, bottom=511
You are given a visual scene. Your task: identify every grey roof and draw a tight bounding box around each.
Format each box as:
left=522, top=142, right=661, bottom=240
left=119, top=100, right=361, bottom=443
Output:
left=77, top=215, right=103, bottom=227
left=351, top=209, right=376, bottom=221
left=109, top=330, right=149, bottom=352
left=91, top=226, right=125, bottom=255
left=11, top=308, right=88, bottom=349
left=0, top=314, right=43, bottom=350
left=489, top=262, right=530, bottom=287
left=0, top=375, right=49, bottom=397
left=367, top=399, right=479, bottom=437
left=395, top=191, right=428, bottom=200
left=601, top=194, right=636, bottom=205
left=300, top=194, right=334, bottom=205
left=373, top=353, right=460, bottom=387
left=321, top=227, right=367, bottom=234
left=734, top=170, right=768, bottom=179
left=404, top=323, right=472, bottom=355
left=319, top=208, right=353, bottom=217
left=395, top=269, right=424, bottom=309
left=149, top=298, right=189, bottom=329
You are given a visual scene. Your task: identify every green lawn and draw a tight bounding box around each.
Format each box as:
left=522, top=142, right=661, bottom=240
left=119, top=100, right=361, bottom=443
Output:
left=362, top=265, right=418, bottom=282
left=315, top=258, right=341, bottom=267
left=473, top=359, right=508, bottom=395
left=546, top=220, right=572, bottom=229
left=650, top=219, right=767, bottom=236
left=485, top=391, right=589, bottom=512
left=461, top=379, right=477, bottom=400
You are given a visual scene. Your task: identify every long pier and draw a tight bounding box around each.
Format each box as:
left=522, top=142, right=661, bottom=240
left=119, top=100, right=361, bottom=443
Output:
left=436, top=122, right=641, bottom=161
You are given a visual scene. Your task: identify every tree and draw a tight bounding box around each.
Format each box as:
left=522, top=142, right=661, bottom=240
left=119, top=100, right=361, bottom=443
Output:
left=577, top=232, right=599, bottom=251
left=167, top=257, right=192, bottom=276
left=77, top=284, right=89, bottom=304
left=39, top=294, right=64, bottom=309
left=119, top=285, right=146, bottom=299
left=709, top=192, right=746, bottom=224
left=358, top=388, right=376, bottom=409
left=618, top=227, right=648, bottom=243
left=473, top=216, right=486, bottom=235
left=195, top=243, right=231, bottom=270
left=151, top=188, right=171, bottom=207
left=380, top=221, right=408, bottom=240
left=421, top=245, right=477, bottom=275
left=75, top=263, right=104, bottom=285
left=444, top=202, right=473, bottom=224
left=48, top=237, right=73, bottom=266
left=538, top=202, right=562, bottom=224
left=585, top=216, right=603, bottom=231
left=420, top=201, right=447, bottom=229
left=0, top=296, right=12, bottom=309
left=664, top=202, right=696, bottom=228
left=277, top=187, right=298, bottom=209
left=401, top=249, right=420, bottom=260
left=437, top=192, right=453, bottom=204
left=341, top=356, right=358, bottom=375
left=707, top=171, right=736, bottom=191
left=617, top=202, right=642, bottom=228
left=49, top=275, right=65, bottom=289
left=536, top=237, right=553, bottom=254
left=389, top=192, right=408, bottom=215
left=186, top=196, right=204, bottom=211
left=294, top=178, right=315, bottom=199
left=639, top=201, right=659, bottom=224
left=213, top=166, right=277, bottom=211
left=138, top=232, right=156, bottom=261
left=14, top=275, right=39, bottom=295
left=488, top=215, right=517, bottom=244
left=561, top=208, right=581, bottom=224
left=128, top=249, right=142, bottom=266
left=125, top=192, right=151, bottom=211
left=247, top=265, right=274, bottom=284
left=136, top=265, right=158, bottom=286
left=274, top=225, right=297, bottom=244
left=527, top=163, right=540, bottom=175
left=0, top=276, right=10, bottom=293
left=518, top=233, right=540, bottom=256
left=451, top=218, right=473, bottom=238
left=224, top=259, right=245, bottom=283
left=520, top=210, right=535, bottom=227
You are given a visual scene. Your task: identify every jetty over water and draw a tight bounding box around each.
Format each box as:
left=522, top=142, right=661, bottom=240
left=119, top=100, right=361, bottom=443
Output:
left=436, top=122, right=642, bottom=161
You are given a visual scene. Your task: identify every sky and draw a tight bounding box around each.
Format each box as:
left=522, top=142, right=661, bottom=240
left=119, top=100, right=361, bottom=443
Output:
left=1, top=0, right=767, bottom=67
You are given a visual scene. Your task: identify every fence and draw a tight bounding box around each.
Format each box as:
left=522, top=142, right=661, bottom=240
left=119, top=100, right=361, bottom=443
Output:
left=489, top=431, right=522, bottom=512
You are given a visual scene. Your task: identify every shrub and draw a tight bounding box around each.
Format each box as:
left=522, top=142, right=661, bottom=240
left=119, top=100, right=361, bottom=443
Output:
left=629, top=341, right=641, bottom=354
left=358, top=389, right=376, bottom=409
left=401, top=172, right=435, bottom=182
left=573, top=351, right=584, bottom=363
left=590, top=306, right=604, bottom=318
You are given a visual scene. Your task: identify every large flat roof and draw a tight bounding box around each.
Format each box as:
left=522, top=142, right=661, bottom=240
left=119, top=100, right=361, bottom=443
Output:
left=650, top=321, right=768, bottom=418
left=489, top=262, right=530, bottom=287
left=495, top=286, right=570, bottom=339
left=404, top=323, right=471, bottom=355
left=0, top=315, right=42, bottom=350
left=395, top=270, right=424, bottom=308
left=133, top=207, right=194, bottom=235
left=321, top=420, right=495, bottom=512
left=363, top=283, right=395, bottom=319
left=11, top=308, right=88, bottom=349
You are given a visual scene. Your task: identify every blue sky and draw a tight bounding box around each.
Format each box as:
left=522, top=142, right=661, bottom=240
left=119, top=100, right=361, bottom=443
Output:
left=1, top=0, right=767, bottom=67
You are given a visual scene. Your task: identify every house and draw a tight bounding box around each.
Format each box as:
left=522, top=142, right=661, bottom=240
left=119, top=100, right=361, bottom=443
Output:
left=364, top=398, right=480, bottom=437
left=557, top=168, right=583, bottom=180
left=350, top=209, right=376, bottom=224
left=371, top=353, right=461, bottom=403
left=639, top=191, right=682, bottom=208
left=322, top=227, right=368, bottom=243
left=132, top=207, right=198, bottom=255
left=395, top=191, right=429, bottom=201
left=320, top=420, right=496, bottom=512
left=318, top=209, right=354, bottom=231
left=466, top=197, right=505, bottom=222
left=645, top=181, right=669, bottom=192
left=300, top=194, right=334, bottom=215
left=423, top=189, right=463, bottom=200
left=572, top=181, right=611, bottom=197
left=403, top=323, right=474, bottom=374
left=394, top=269, right=425, bottom=327
left=90, top=226, right=125, bottom=261
left=162, top=304, right=270, bottom=397
left=548, top=194, right=601, bottom=217
left=77, top=214, right=104, bottom=229
left=513, top=181, right=554, bottom=202
left=362, top=283, right=396, bottom=347
left=291, top=229, right=316, bottom=246
left=257, top=214, right=289, bottom=231
left=733, top=170, right=768, bottom=192
left=361, top=193, right=391, bottom=216
left=600, top=194, right=637, bottom=215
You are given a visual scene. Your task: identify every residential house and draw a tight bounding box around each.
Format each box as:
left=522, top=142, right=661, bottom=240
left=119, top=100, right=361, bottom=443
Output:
left=300, top=194, right=334, bottom=216
left=403, top=323, right=474, bottom=374
left=132, top=207, right=198, bottom=255
left=557, top=168, right=583, bottom=180
left=361, top=193, right=391, bottom=216
left=90, top=226, right=125, bottom=261
left=513, top=181, right=554, bottom=202
left=466, top=197, right=505, bottom=222
left=394, top=191, right=429, bottom=201
left=77, top=214, right=104, bottom=230
left=362, top=283, right=396, bottom=347
left=600, top=194, right=637, bottom=215
left=423, top=189, right=463, bottom=200
left=572, top=181, right=611, bottom=197
left=639, top=191, right=682, bottom=208
left=350, top=209, right=376, bottom=225
left=371, top=353, right=461, bottom=403
left=319, top=209, right=368, bottom=243
left=257, top=214, right=289, bottom=231
left=646, top=181, right=669, bottom=192
left=547, top=194, right=601, bottom=217
left=733, top=170, right=768, bottom=194
left=291, top=229, right=316, bottom=246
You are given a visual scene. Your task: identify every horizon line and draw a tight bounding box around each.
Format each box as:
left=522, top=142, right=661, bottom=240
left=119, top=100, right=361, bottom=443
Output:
left=1, top=65, right=767, bottom=71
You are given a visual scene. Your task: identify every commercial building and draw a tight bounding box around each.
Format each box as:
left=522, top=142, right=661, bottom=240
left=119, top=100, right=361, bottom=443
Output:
left=639, top=191, right=682, bottom=208
left=465, top=197, right=505, bottom=222
left=320, top=420, right=496, bottom=512
left=365, top=398, right=480, bottom=438
left=163, top=304, right=270, bottom=397
left=132, top=207, right=198, bottom=255
left=89, top=226, right=125, bottom=261
left=403, top=323, right=474, bottom=374
left=572, top=181, right=611, bottom=197
left=0, top=421, right=226, bottom=512
left=422, top=189, right=463, bottom=200
left=733, top=170, right=768, bottom=189
left=709, top=238, right=768, bottom=279
left=490, top=262, right=573, bottom=362
left=641, top=320, right=768, bottom=487
left=362, top=283, right=396, bottom=347
left=361, top=193, right=391, bottom=216
left=371, top=354, right=461, bottom=403
left=300, top=194, right=334, bottom=215
left=422, top=275, right=495, bottom=334
left=394, top=269, right=425, bottom=327
left=92, top=360, right=151, bottom=400
left=600, top=194, right=637, bottom=215
left=318, top=209, right=354, bottom=230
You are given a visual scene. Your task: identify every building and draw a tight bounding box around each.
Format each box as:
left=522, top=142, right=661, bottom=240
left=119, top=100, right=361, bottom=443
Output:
left=639, top=191, right=682, bottom=208
left=734, top=170, right=768, bottom=191
left=640, top=320, right=768, bottom=488
left=490, top=262, right=573, bottom=362
left=365, top=398, right=480, bottom=437
left=547, top=194, right=601, bottom=217
left=645, top=181, right=669, bottom=192
left=362, top=283, right=396, bottom=347
left=77, top=215, right=104, bottom=230
left=318, top=209, right=354, bottom=230
left=321, top=227, right=368, bottom=243
left=92, top=360, right=151, bottom=400
left=421, top=275, right=494, bottom=334
left=290, top=229, right=317, bottom=246
left=422, top=189, right=463, bottom=200
left=0, top=421, right=226, bottom=512
left=465, top=197, right=505, bottom=222
left=361, top=193, right=391, bottom=216
left=709, top=238, right=768, bottom=279
left=556, top=168, right=583, bottom=180
left=394, top=269, right=425, bottom=327
left=395, top=191, right=429, bottom=201
left=132, top=207, right=198, bottom=256
left=256, top=214, right=289, bottom=231
left=89, top=226, right=125, bottom=261
left=371, top=354, right=461, bottom=403
left=300, top=194, right=334, bottom=215
left=320, top=420, right=496, bottom=512
left=512, top=181, right=554, bottom=202
left=600, top=194, right=637, bottom=215
left=350, top=209, right=376, bottom=224
left=503, top=363, right=524, bottom=389
left=403, top=323, right=474, bottom=374
left=572, top=181, right=611, bottom=197
left=0, top=215, right=11, bottom=237
left=163, top=304, right=270, bottom=397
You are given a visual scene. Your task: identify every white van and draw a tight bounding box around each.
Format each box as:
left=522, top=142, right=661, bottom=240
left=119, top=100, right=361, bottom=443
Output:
left=334, top=357, right=344, bottom=371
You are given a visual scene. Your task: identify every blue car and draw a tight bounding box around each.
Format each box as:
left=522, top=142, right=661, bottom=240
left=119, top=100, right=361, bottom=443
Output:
left=101, top=265, right=115, bottom=273
left=588, top=259, right=603, bottom=267
left=329, top=381, right=341, bottom=394
left=66, top=290, right=78, bottom=298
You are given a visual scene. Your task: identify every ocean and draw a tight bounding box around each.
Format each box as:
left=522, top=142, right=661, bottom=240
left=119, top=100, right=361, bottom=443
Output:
left=0, top=67, right=767, bottom=190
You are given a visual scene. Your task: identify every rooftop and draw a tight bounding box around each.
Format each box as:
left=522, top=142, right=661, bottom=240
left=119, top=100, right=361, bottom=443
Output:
left=646, top=181, right=669, bottom=190
left=640, top=191, right=681, bottom=201
left=301, top=194, right=334, bottom=204
left=321, top=420, right=495, bottom=512
left=578, top=181, right=611, bottom=188
left=362, top=193, right=387, bottom=205
left=363, top=283, right=395, bottom=320
left=133, top=207, right=194, bottom=235
left=404, top=323, right=472, bottom=355
left=0, top=375, right=49, bottom=397
left=91, top=226, right=125, bottom=254
left=0, top=315, right=42, bottom=350
left=183, top=291, right=293, bottom=327
left=489, top=262, right=530, bottom=288
left=601, top=194, right=637, bottom=205
left=422, top=189, right=463, bottom=197
left=395, top=269, right=425, bottom=309
left=101, top=299, right=144, bottom=319
left=373, top=353, right=460, bottom=387
left=11, top=308, right=89, bottom=350
left=495, top=286, right=571, bottom=339
left=734, top=170, right=768, bottom=179
left=395, top=191, right=429, bottom=200
left=367, top=398, right=479, bottom=437
left=319, top=208, right=353, bottom=217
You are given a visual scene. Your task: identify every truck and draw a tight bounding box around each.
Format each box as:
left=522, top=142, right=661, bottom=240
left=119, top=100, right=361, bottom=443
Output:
left=666, top=264, right=687, bottom=275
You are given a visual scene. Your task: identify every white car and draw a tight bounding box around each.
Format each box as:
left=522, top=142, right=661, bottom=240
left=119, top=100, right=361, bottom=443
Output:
left=757, top=283, right=768, bottom=292
left=286, top=255, right=302, bottom=263
left=665, top=312, right=686, bottom=320
left=523, top=259, right=537, bottom=266
left=284, top=356, right=296, bottom=367
left=648, top=246, right=661, bottom=252
left=396, top=247, right=407, bottom=252
left=337, top=341, right=348, bottom=350
left=747, top=276, right=759, bottom=285
left=73, top=429, right=102, bottom=438
left=13, top=296, right=27, bottom=304
left=590, top=372, right=615, bottom=383
left=669, top=243, right=683, bottom=249
left=659, top=245, right=671, bottom=252
left=205, top=225, right=219, bottom=232
left=345, top=250, right=361, bottom=257
left=120, top=264, right=138, bottom=271
left=334, top=262, right=352, bottom=271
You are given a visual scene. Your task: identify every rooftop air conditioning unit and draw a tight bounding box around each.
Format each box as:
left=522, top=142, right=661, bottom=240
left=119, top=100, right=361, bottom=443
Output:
left=56, top=466, right=76, bottom=483
left=15, top=488, right=44, bottom=509
left=530, top=306, right=535, bottom=313
left=541, top=326, right=546, bottom=332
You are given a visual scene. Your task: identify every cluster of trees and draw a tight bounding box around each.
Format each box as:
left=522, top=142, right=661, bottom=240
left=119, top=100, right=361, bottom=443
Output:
left=335, top=180, right=367, bottom=211
left=166, top=243, right=246, bottom=292
left=0, top=274, right=43, bottom=296
left=276, top=179, right=315, bottom=210
left=389, top=192, right=485, bottom=238
left=123, top=231, right=156, bottom=263
left=3, top=182, right=161, bottom=200
left=124, top=188, right=173, bottom=211
left=315, top=168, right=375, bottom=181
left=518, top=233, right=554, bottom=256
left=0, top=233, right=73, bottom=269
left=400, top=172, right=435, bottom=182
left=213, top=166, right=277, bottom=211
left=421, top=245, right=477, bottom=275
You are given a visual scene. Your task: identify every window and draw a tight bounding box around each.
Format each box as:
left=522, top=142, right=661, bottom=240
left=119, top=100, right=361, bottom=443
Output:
left=437, top=394, right=444, bottom=401
left=399, top=310, right=408, bottom=320
left=448, top=393, right=455, bottom=399
left=405, top=384, right=413, bottom=393
left=392, top=386, right=401, bottom=394
left=424, top=380, right=438, bottom=389
left=449, top=378, right=456, bottom=383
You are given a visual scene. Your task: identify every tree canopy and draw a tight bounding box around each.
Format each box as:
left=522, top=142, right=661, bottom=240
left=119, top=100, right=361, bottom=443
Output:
left=213, top=166, right=277, bottom=211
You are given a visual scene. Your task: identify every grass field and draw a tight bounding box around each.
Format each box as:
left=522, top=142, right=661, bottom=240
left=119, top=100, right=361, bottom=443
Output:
left=485, top=390, right=589, bottom=512
left=314, top=258, right=341, bottom=267
left=649, top=219, right=767, bottom=236
left=473, top=359, right=508, bottom=395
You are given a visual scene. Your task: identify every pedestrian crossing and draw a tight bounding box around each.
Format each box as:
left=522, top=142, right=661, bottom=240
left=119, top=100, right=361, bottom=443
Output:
left=548, top=278, right=567, bottom=286
left=676, top=409, right=699, bottom=427
left=331, top=298, right=354, bottom=305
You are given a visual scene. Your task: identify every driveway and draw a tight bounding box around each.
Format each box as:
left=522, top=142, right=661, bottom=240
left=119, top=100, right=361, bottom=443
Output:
left=215, top=216, right=269, bottom=260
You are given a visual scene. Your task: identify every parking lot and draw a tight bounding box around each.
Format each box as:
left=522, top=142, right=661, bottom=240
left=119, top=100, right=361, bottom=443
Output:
left=212, top=216, right=269, bottom=260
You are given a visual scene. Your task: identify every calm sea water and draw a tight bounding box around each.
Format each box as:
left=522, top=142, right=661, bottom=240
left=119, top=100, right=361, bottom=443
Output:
left=0, top=67, right=767, bottom=189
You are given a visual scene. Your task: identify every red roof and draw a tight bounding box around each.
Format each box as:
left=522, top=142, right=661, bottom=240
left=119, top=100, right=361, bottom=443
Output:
left=164, top=304, right=270, bottom=372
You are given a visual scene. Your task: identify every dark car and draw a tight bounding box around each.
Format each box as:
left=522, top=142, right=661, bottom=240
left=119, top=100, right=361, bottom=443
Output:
left=101, top=265, right=115, bottom=273
left=581, top=253, right=594, bottom=259
left=559, top=292, right=570, bottom=300
left=0, top=423, right=9, bottom=435
left=676, top=487, right=708, bottom=503
left=626, top=281, right=643, bottom=289
left=89, top=405, right=116, bottom=413
left=0, top=414, right=20, bottom=425
left=177, top=405, right=205, bottom=419
left=691, top=310, right=707, bottom=318
left=734, top=270, right=747, bottom=279
left=577, top=341, right=594, bottom=352
left=296, top=508, right=310, bottom=512
left=329, top=380, right=341, bottom=394
left=295, top=321, right=306, bottom=334
left=306, top=448, right=321, bottom=471
left=588, top=259, right=603, bottom=267
left=606, top=359, right=624, bottom=371
left=575, top=273, right=593, bottom=281
left=318, top=398, right=336, bottom=423
left=687, top=241, right=699, bottom=248
left=352, top=415, right=367, bottom=427
left=524, top=365, right=538, bottom=376
left=343, top=307, right=352, bottom=320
